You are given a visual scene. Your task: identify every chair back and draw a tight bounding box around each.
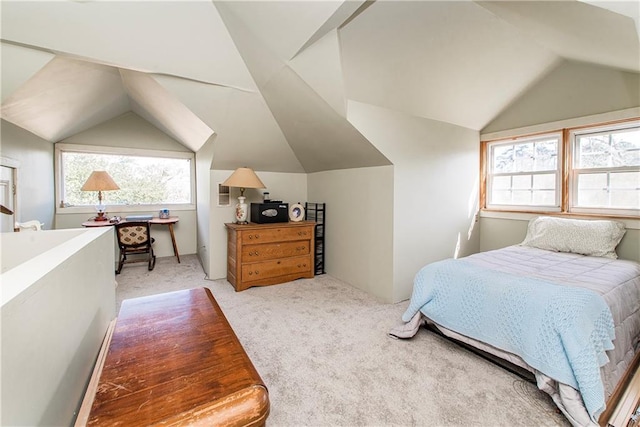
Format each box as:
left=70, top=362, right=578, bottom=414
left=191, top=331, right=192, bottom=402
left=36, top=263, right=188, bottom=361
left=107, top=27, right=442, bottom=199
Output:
left=116, top=221, right=152, bottom=249
left=15, top=220, right=44, bottom=231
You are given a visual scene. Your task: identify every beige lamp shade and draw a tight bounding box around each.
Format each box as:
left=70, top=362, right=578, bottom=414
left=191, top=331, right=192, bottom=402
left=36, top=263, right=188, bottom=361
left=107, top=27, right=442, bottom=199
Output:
left=222, top=167, right=265, bottom=192
left=81, top=171, right=120, bottom=192
left=222, top=167, right=265, bottom=224
left=81, top=171, right=120, bottom=210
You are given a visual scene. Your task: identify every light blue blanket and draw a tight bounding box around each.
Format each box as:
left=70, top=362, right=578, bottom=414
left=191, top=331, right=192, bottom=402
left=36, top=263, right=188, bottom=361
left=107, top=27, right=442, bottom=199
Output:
left=403, top=258, right=615, bottom=420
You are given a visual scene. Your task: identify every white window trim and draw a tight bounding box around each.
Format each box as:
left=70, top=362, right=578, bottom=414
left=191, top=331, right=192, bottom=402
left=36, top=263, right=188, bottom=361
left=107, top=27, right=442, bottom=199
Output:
left=569, top=122, right=640, bottom=217
left=55, top=143, right=196, bottom=215
left=485, top=132, right=562, bottom=212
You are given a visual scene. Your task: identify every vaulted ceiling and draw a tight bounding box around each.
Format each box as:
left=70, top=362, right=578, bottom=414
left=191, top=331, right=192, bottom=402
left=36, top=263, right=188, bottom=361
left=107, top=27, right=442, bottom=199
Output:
left=1, top=1, right=638, bottom=172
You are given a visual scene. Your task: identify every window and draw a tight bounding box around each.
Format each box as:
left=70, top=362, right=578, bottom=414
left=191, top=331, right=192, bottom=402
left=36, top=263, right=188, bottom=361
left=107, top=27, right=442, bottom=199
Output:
left=486, top=133, right=561, bottom=211
left=571, top=124, right=639, bottom=216
left=482, top=119, right=639, bottom=217
left=56, top=144, right=195, bottom=212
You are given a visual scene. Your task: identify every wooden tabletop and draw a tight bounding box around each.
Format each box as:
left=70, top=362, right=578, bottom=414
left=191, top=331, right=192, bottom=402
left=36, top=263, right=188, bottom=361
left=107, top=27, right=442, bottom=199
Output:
left=82, top=216, right=179, bottom=227
left=87, top=288, right=269, bottom=425
left=225, top=220, right=316, bottom=230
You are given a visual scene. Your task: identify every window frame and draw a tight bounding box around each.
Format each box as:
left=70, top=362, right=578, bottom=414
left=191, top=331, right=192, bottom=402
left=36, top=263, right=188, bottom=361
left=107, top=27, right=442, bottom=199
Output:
left=484, top=132, right=562, bottom=213
left=481, top=118, right=640, bottom=219
left=569, top=122, right=640, bottom=217
left=55, top=143, right=196, bottom=215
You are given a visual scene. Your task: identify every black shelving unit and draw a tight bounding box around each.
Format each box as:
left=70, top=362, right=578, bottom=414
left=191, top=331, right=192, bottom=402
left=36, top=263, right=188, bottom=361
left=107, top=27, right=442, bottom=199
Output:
left=305, top=202, right=325, bottom=275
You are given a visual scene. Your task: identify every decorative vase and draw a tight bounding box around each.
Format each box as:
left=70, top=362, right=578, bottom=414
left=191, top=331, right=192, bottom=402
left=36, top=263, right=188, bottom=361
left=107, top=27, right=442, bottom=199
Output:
left=235, top=196, right=248, bottom=224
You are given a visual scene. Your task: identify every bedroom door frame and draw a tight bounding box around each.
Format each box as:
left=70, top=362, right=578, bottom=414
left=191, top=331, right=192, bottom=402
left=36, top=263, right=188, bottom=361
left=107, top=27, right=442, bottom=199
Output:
left=1, top=156, right=20, bottom=232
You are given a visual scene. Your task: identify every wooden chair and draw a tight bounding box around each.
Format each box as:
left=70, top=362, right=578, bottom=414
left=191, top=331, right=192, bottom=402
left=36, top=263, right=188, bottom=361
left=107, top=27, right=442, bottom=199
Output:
left=115, top=221, right=156, bottom=274
left=14, top=220, right=44, bottom=231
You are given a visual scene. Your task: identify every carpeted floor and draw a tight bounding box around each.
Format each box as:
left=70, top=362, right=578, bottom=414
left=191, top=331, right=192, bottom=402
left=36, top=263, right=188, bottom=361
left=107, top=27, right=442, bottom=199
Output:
left=115, top=254, right=570, bottom=427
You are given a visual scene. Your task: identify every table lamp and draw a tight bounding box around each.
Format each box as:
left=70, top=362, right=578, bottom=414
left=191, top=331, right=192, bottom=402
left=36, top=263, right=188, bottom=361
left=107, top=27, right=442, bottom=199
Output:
left=222, top=167, right=266, bottom=224
left=81, top=171, right=120, bottom=221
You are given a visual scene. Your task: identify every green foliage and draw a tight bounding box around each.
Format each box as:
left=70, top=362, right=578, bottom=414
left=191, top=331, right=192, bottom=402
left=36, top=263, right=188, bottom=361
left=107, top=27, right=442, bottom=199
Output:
left=62, top=152, right=191, bottom=206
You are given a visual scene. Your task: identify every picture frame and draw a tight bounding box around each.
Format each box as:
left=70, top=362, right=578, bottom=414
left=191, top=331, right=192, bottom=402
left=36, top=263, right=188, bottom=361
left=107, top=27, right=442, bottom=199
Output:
left=289, top=203, right=305, bottom=222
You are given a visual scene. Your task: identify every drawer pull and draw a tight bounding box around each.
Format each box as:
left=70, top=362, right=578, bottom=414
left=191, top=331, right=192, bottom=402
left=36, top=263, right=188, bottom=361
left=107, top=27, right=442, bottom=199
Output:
left=249, top=235, right=253, bottom=240
left=249, top=271, right=253, bottom=275
left=277, top=261, right=281, bottom=264
left=297, top=264, right=301, bottom=268
left=255, top=270, right=259, bottom=274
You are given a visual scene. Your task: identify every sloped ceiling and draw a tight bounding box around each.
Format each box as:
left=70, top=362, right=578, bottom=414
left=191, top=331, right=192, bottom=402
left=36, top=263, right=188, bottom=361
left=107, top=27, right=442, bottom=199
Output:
left=477, top=1, right=640, bottom=73
left=1, top=1, right=638, bottom=172
left=1, top=57, right=130, bottom=142
left=215, top=1, right=390, bottom=172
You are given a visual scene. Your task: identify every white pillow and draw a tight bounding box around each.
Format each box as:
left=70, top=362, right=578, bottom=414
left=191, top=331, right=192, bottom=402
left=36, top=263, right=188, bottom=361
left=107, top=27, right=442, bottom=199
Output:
left=521, top=216, right=626, bottom=259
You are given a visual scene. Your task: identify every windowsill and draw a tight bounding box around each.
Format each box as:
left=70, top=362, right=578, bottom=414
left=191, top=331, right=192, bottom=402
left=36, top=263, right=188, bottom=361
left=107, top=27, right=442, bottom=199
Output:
left=56, top=204, right=196, bottom=215
left=479, top=209, right=640, bottom=230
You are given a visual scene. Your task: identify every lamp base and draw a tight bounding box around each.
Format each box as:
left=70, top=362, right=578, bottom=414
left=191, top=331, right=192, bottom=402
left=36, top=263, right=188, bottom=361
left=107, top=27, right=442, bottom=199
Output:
left=95, top=211, right=108, bottom=221
left=234, top=196, right=249, bottom=224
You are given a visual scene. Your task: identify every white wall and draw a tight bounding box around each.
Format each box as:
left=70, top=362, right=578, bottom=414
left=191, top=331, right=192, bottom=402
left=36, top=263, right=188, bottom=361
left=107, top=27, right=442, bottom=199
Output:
left=208, top=169, right=308, bottom=280
left=348, top=101, right=481, bottom=302
left=1, top=227, right=85, bottom=273
left=483, top=60, right=640, bottom=133
left=0, top=120, right=55, bottom=229
left=479, top=214, right=640, bottom=263
left=195, top=137, right=215, bottom=276
left=55, top=112, right=197, bottom=258
left=55, top=210, right=196, bottom=259
left=60, top=111, right=192, bottom=152
left=308, top=166, right=395, bottom=302
left=1, top=228, right=116, bottom=426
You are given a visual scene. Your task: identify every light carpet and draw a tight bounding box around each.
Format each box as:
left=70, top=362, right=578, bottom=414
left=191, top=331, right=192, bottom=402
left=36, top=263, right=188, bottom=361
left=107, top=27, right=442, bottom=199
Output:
left=115, top=255, right=570, bottom=427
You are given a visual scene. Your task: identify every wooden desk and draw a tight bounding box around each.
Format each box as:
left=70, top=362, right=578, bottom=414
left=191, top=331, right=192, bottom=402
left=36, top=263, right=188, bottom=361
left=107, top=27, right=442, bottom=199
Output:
left=81, top=288, right=269, bottom=426
left=82, top=217, right=181, bottom=263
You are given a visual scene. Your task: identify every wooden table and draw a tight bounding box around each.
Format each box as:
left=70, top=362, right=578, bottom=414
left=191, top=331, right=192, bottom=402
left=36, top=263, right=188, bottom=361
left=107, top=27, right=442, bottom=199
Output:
left=82, top=288, right=269, bottom=426
left=82, top=216, right=181, bottom=263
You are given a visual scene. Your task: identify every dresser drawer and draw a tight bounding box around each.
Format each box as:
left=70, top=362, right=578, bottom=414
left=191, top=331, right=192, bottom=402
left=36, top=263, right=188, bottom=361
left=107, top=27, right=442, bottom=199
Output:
left=242, top=241, right=310, bottom=261
left=241, top=227, right=312, bottom=245
left=226, top=221, right=315, bottom=291
left=242, top=255, right=312, bottom=283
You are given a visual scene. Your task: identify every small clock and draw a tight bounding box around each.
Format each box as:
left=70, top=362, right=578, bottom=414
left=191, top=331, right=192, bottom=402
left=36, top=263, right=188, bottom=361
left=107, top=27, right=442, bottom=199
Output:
left=289, top=203, right=305, bottom=222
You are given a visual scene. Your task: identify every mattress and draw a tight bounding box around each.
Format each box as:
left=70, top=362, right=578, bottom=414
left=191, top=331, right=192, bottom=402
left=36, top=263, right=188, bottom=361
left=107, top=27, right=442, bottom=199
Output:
left=418, top=245, right=640, bottom=427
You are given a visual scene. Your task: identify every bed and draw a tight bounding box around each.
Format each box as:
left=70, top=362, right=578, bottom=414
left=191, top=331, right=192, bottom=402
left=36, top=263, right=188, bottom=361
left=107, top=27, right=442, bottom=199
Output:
left=392, top=217, right=640, bottom=427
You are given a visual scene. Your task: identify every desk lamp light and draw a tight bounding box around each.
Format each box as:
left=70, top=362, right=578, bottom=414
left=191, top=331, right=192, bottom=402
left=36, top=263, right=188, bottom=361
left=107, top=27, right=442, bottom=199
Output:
left=81, top=171, right=120, bottom=221
left=222, top=167, right=266, bottom=224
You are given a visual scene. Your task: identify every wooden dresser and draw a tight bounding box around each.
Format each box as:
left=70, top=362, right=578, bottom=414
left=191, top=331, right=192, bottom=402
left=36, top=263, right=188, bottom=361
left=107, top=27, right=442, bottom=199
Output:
left=226, top=221, right=315, bottom=291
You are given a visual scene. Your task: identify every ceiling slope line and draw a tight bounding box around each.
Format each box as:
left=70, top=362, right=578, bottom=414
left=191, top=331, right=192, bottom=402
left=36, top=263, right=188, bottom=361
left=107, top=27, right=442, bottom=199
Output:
left=473, top=1, right=640, bottom=73
left=470, top=1, right=558, bottom=61
left=290, top=0, right=373, bottom=62
left=118, top=69, right=215, bottom=153
left=214, top=1, right=390, bottom=173
left=0, top=38, right=257, bottom=94
left=338, top=0, right=376, bottom=30
left=288, top=30, right=348, bottom=118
